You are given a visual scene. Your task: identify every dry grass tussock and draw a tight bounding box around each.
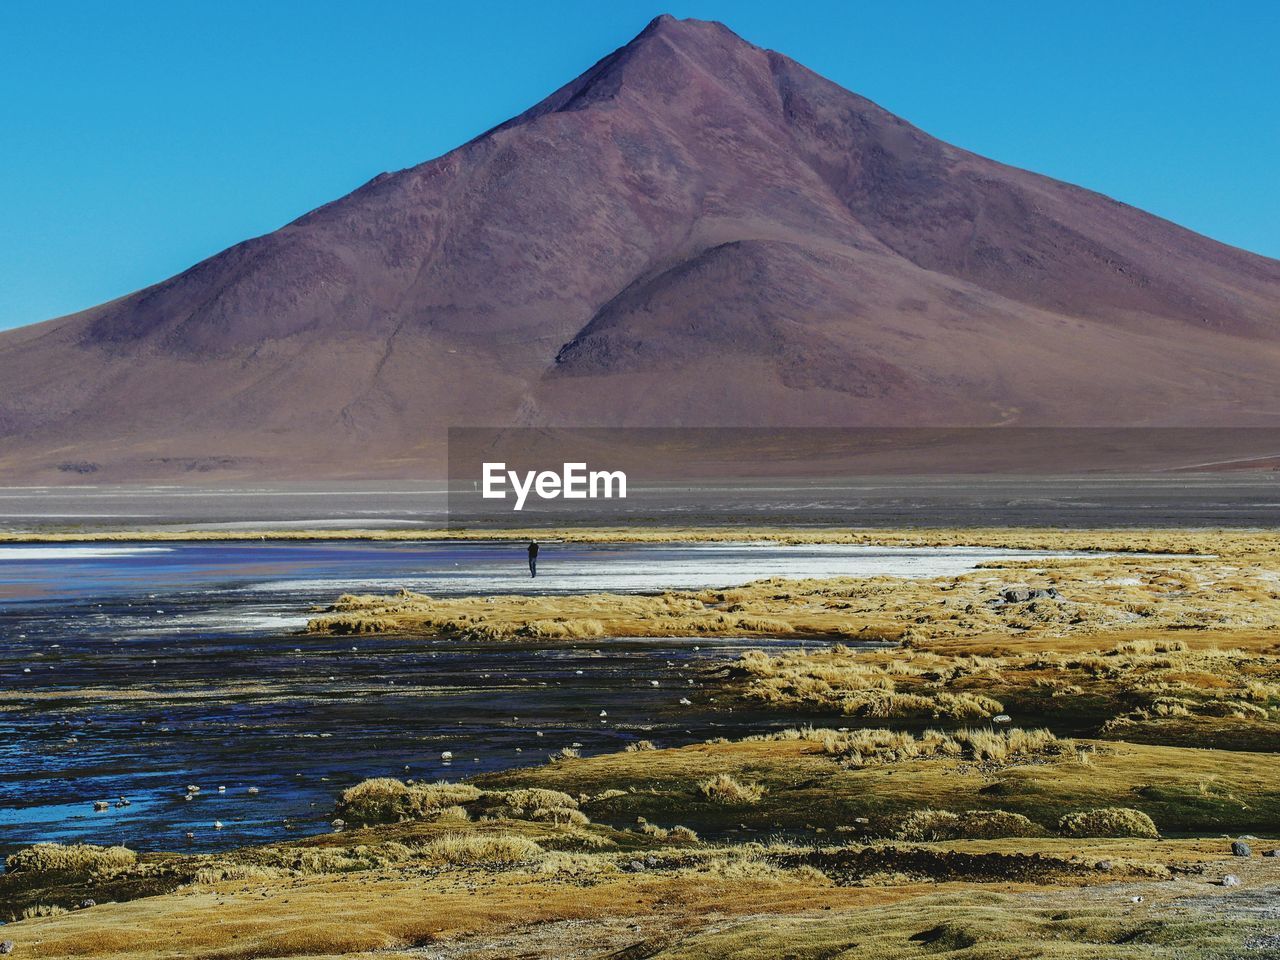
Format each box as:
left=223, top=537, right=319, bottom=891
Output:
left=421, top=832, right=545, bottom=865
left=806, top=726, right=1073, bottom=769
left=5, top=844, right=137, bottom=876
left=890, top=808, right=1044, bottom=841
left=20, top=904, right=69, bottom=919
left=188, top=834, right=548, bottom=882
left=738, top=636, right=1279, bottom=742
left=1057, top=807, right=1160, bottom=839
left=336, top=778, right=589, bottom=828
left=697, top=774, right=766, bottom=804
left=738, top=646, right=1005, bottom=720
left=336, top=778, right=483, bottom=823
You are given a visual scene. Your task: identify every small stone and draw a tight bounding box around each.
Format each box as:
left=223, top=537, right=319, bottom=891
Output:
left=1222, top=874, right=1241, bottom=887
left=93, top=800, right=109, bottom=811
left=1096, top=860, right=1114, bottom=872
left=80, top=899, right=96, bottom=909
left=1263, top=849, right=1280, bottom=858
left=627, top=859, right=644, bottom=872
left=1232, top=841, right=1252, bottom=857
left=0, top=940, right=14, bottom=955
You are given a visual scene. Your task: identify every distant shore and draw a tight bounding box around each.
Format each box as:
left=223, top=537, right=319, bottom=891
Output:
left=0, top=525, right=1231, bottom=553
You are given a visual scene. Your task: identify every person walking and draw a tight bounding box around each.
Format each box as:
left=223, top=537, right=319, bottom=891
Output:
left=527, top=540, right=539, bottom=578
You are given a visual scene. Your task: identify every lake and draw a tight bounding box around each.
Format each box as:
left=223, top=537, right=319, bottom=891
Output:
left=0, top=540, right=1075, bottom=855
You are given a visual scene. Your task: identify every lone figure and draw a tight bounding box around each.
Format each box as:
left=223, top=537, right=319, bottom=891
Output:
left=527, top=540, right=539, bottom=578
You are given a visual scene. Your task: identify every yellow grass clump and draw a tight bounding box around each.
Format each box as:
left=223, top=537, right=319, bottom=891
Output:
left=1057, top=807, right=1160, bottom=839
left=5, top=843, right=137, bottom=876
left=336, top=778, right=483, bottom=824
left=892, top=808, right=1044, bottom=841
left=420, top=833, right=544, bottom=866
left=819, top=727, right=1070, bottom=768
left=698, top=774, right=766, bottom=804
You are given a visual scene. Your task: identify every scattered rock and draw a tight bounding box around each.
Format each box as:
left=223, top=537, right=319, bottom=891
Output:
left=1222, top=874, right=1241, bottom=887
left=79, top=899, right=95, bottom=909
left=1096, top=860, right=1114, bottom=872
left=626, top=860, right=644, bottom=872
left=0, top=940, right=14, bottom=955
left=1232, top=841, right=1253, bottom=857
left=92, top=800, right=109, bottom=811
left=1263, top=849, right=1280, bottom=858
left=1000, top=587, right=1060, bottom=603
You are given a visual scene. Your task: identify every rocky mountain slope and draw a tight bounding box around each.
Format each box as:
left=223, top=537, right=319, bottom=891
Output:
left=2, top=15, right=1278, bottom=480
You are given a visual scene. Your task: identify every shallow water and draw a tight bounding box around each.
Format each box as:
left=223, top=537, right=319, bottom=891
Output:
left=0, top=540, right=1074, bottom=855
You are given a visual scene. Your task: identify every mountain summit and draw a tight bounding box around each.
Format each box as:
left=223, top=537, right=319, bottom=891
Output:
left=3, top=15, right=1279, bottom=480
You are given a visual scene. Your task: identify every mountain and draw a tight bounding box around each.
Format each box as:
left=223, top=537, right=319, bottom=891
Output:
left=2, top=14, right=1279, bottom=481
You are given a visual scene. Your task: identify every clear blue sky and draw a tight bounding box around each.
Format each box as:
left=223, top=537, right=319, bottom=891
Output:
left=1, top=0, right=1277, bottom=331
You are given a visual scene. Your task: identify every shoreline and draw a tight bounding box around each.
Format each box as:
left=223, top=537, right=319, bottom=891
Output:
left=0, top=524, right=1239, bottom=551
